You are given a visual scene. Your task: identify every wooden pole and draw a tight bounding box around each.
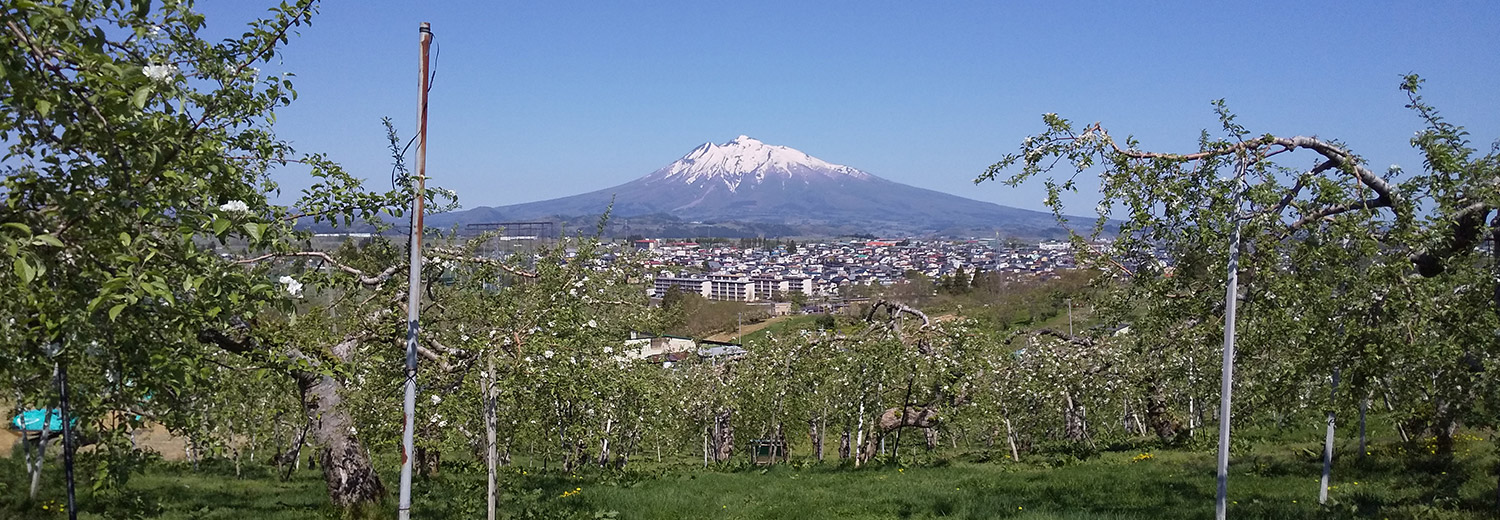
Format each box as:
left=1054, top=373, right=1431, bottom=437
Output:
left=397, top=21, right=432, bottom=520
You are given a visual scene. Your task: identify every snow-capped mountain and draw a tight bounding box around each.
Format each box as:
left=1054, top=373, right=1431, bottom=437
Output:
left=645, top=135, right=871, bottom=191
left=427, top=136, right=1070, bottom=237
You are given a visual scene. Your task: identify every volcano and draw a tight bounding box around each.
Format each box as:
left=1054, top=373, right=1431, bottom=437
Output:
left=427, top=136, right=1070, bottom=238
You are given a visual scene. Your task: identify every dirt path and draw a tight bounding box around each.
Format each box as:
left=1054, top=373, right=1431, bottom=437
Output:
left=705, top=315, right=794, bottom=342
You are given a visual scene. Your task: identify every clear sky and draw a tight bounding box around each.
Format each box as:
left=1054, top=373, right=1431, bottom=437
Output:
left=200, top=1, right=1500, bottom=215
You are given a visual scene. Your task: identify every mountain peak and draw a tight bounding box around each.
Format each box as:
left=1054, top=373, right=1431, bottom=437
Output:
left=651, top=136, right=872, bottom=192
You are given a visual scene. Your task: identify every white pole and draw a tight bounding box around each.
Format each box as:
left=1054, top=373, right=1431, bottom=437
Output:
left=1214, top=159, right=1247, bottom=520
left=485, top=356, right=498, bottom=520
left=1319, top=369, right=1340, bottom=504
left=397, top=21, right=432, bottom=520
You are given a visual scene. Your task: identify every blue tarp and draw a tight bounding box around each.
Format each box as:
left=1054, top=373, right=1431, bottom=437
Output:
left=10, top=409, right=71, bottom=432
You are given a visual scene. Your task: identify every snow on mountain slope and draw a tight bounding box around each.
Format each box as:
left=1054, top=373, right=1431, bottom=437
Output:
left=644, top=135, right=872, bottom=192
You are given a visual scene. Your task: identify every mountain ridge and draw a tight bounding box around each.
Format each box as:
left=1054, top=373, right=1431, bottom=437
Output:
left=424, top=136, right=1081, bottom=238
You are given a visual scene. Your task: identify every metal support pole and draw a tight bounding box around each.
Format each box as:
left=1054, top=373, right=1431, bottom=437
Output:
left=1320, top=369, right=1340, bottom=504
left=1067, top=298, right=1073, bottom=336
left=1214, top=160, right=1247, bottom=520
left=397, top=21, right=432, bottom=520
left=58, top=358, right=76, bottom=520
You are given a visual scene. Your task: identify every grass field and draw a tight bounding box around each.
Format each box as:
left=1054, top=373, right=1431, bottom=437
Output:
left=735, top=315, right=821, bottom=343
left=3, top=434, right=1495, bottom=519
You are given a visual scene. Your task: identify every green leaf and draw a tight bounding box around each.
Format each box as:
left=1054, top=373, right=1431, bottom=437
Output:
left=31, top=234, right=62, bottom=247
left=102, top=276, right=130, bottom=292
left=119, top=232, right=131, bottom=247
left=35, top=98, right=51, bottom=114
left=242, top=222, right=264, bottom=243
left=108, top=303, right=127, bottom=322
left=212, top=217, right=232, bottom=236
left=13, top=256, right=35, bottom=284
left=132, top=85, right=151, bottom=109
left=2, top=222, right=32, bottom=236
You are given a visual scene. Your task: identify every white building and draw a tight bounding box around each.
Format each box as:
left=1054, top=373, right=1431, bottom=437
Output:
left=652, top=272, right=756, bottom=301
left=620, top=333, right=697, bottom=361
left=707, top=274, right=755, bottom=301
left=751, top=274, right=814, bottom=299
left=652, top=271, right=711, bottom=298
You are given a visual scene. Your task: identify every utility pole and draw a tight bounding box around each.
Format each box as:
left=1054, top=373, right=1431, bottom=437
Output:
left=397, top=21, right=432, bottom=520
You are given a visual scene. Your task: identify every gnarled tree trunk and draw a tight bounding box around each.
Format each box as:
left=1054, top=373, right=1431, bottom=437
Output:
left=295, top=369, right=385, bottom=509
left=858, top=405, right=939, bottom=463
left=201, top=327, right=385, bottom=511
left=1063, top=393, right=1087, bottom=442
left=711, top=409, right=734, bottom=462
left=1143, top=381, right=1184, bottom=444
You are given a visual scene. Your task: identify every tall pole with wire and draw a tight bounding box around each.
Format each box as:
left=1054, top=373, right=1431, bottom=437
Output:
left=1214, top=158, right=1248, bottom=520
left=398, top=21, right=432, bottom=520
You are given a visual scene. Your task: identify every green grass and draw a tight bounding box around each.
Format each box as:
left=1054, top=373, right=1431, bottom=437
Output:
left=738, top=314, right=821, bottom=343
left=2, top=437, right=1495, bottom=519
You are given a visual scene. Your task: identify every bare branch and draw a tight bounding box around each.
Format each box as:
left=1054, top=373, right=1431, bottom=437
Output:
left=417, top=344, right=453, bottom=372
left=1254, top=162, right=1323, bottom=221
left=428, top=247, right=538, bottom=278
left=864, top=299, right=930, bottom=328
left=1288, top=196, right=1394, bottom=230
left=234, top=251, right=403, bottom=286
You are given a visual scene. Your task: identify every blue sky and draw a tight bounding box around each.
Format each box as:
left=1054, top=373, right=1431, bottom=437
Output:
left=202, top=1, right=1500, bottom=215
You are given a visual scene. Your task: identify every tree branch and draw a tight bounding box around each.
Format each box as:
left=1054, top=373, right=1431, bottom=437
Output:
left=234, top=251, right=403, bottom=286
left=428, top=247, right=538, bottom=278
left=1103, top=130, right=1404, bottom=230
left=1411, top=202, right=1493, bottom=277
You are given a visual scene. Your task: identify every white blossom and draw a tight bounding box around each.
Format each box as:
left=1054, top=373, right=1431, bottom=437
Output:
left=543, top=350, right=555, bottom=359
left=278, top=275, right=304, bottom=297
left=603, top=346, right=613, bottom=354
left=142, top=63, right=177, bottom=82
left=430, top=394, right=441, bottom=405
left=585, top=319, right=598, bottom=328
left=218, top=200, right=250, bottom=214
